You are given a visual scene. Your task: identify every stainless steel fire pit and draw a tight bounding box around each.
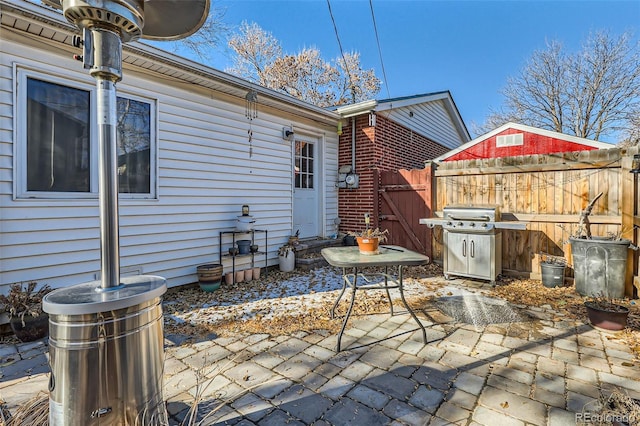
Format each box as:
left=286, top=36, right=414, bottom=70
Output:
left=421, top=205, right=526, bottom=284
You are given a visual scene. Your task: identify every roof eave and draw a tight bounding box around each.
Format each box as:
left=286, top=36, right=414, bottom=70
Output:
left=3, top=0, right=340, bottom=126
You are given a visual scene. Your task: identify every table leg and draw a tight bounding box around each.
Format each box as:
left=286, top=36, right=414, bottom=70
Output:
left=383, top=265, right=394, bottom=316
left=330, top=267, right=349, bottom=319
left=336, top=267, right=358, bottom=352
left=397, top=265, right=427, bottom=343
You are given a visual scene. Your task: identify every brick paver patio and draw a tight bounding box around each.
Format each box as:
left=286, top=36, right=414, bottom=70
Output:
left=1, top=276, right=639, bottom=425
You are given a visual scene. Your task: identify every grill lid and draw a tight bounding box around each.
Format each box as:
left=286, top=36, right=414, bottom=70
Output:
left=443, top=205, right=501, bottom=222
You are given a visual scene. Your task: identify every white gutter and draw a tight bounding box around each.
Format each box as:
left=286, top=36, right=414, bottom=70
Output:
left=334, top=100, right=378, bottom=118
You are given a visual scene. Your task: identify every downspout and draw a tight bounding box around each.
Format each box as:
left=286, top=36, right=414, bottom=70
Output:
left=351, top=117, right=356, bottom=172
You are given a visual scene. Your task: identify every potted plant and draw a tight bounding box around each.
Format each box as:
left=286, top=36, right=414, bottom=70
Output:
left=539, top=252, right=567, bottom=288
left=569, top=192, right=632, bottom=298
left=347, top=227, right=389, bottom=255
left=584, top=293, right=629, bottom=331
left=0, top=281, right=52, bottom=342
left=278, top=244, right=296, bottom=272
left=288, top=229, right=300, bottom=246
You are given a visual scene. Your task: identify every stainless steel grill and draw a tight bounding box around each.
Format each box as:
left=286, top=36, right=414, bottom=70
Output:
left=421, top=205, right=506, bottom=284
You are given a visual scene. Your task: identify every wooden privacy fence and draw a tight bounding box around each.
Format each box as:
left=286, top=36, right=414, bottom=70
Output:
left=423, top=147, right=640, bottom=298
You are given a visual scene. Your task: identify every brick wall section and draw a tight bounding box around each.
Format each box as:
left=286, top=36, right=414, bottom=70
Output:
left=338, top=114, right=449, bottom=233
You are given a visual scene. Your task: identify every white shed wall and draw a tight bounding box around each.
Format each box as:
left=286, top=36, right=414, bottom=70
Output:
left=0, top=31, right=339, bottom=290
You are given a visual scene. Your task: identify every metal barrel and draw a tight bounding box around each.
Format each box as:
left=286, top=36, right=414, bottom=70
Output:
left=43, top=276, right=168, bottom=425
left=570, top=237, right=630, bottom=298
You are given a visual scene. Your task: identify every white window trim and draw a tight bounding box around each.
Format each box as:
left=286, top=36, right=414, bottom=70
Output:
left=13, top=65, right=158, bottom=200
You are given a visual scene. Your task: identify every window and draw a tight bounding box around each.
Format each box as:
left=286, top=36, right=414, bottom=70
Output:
left=17, top=69, right=156, bottom=199
left=496, top=133, right=524, bottom=147
left=116, top=98, right=151, bottom=194
left=27, top=78, right=90, bottom=192
left=295, top=140, right=314, bottom=189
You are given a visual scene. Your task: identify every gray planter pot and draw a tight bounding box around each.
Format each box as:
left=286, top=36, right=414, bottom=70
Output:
left=569, top=237, right=630, bottom=298
left=540, top=262, right=565, bottom=288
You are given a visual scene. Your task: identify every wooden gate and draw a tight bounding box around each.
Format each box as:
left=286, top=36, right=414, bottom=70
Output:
left=374, top=168, right=433, bottom=257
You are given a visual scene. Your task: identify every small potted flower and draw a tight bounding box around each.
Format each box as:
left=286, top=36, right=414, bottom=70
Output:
left=345, top=213, right=389, bottom=255
left=347, top=227, right=389, bottom=255
left=0, top=281, right=52, bottom=342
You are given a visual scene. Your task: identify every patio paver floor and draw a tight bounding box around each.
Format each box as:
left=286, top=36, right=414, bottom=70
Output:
left=1, top=267, right=639, bottom=425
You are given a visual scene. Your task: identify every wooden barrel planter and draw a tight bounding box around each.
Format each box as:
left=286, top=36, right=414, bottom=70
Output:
left=197, top=264, right=223, bottom=292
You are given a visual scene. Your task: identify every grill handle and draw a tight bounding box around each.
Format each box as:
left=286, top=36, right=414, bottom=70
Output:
left=448, top=215, right=492, bottom=222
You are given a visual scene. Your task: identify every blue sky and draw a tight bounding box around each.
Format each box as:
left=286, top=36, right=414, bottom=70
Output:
left=188, top=0, right=639, bottom=140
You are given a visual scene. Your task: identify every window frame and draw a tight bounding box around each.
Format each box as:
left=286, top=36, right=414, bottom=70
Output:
left=14, top=66, right=158, bottom=200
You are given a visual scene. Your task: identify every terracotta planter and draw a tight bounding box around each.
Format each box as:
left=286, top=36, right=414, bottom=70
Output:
left=356, top=236, right=380, bottom=255
left=585, top=301, right=629, bottom=331
left=10, top=313, right=49, bottom=343
left=244, top=269, right=254, bottom=281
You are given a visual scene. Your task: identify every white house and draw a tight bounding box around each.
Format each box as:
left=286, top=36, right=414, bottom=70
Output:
left=0, top=0, right=341, bottom=290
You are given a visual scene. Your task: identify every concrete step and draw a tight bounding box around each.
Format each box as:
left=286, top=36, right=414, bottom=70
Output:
left=293, top=238, right=342, bottom=270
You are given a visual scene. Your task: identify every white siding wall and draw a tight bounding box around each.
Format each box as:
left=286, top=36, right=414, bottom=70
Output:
left=0, top=32, right=339, bottom=290
left=385, top=100, right=463, bottom=149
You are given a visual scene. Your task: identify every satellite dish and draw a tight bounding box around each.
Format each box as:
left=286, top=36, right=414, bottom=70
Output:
left=42, top=0, right=210, bottom=41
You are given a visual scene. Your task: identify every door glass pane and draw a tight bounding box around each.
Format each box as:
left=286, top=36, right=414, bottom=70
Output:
left=26, top=78, right=90, bottom=192
left=294, top=140, right=314, bottom=189
left=117, top=98, right=151, bottom=193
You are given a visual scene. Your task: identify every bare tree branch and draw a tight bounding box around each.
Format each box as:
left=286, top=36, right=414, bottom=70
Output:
left=485, top=31, right=640, bottom=142
left=226, top=22, right=380, bottom=107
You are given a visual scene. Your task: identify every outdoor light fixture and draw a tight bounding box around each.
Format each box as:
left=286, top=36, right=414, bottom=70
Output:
left=630, top=154, right=640, bottom=174
left=283, top=126, right=294, bottom=140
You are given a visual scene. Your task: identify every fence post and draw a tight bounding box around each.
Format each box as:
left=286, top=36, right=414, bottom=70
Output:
left=424, top=161, right=437, bottom=259
left=620, top=153, right=635, bottom=298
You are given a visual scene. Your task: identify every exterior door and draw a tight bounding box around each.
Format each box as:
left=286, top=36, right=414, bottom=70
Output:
left=293, top=138, right=319, bottom=239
